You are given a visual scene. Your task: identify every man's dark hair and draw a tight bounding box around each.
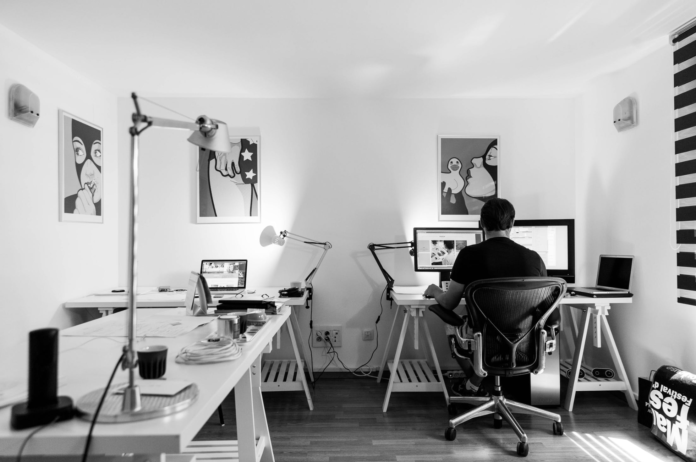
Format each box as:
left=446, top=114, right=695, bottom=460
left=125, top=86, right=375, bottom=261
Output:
left=480, top=198, right=515, bottom=231
left=443, top=240, right=454, bottom=250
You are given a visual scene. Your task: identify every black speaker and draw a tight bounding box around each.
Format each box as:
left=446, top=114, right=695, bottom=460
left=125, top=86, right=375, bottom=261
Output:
left=11, top=328, right=73, bottom=429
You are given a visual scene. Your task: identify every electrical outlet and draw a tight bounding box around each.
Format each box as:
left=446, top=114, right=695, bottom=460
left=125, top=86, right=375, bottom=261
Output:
left=312, top=326, right=341, bottom=347
left=362, top=328, right=375, bottom=341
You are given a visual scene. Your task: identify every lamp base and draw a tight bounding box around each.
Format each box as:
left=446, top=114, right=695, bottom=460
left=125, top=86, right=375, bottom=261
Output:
left=11, top=396, right=74, bottom=430
left=76, top=383, right=198, bottom=423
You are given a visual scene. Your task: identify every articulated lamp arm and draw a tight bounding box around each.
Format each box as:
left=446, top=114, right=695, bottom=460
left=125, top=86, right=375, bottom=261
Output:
left=276, top=231, right=332, bottom=293
left=367, top=241, right=414, bottom=291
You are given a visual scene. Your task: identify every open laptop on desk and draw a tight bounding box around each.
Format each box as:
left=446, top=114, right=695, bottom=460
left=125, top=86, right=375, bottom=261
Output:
left=200, top=259, right=247, bottom=294
left=572, top=255, right=633, bottom=297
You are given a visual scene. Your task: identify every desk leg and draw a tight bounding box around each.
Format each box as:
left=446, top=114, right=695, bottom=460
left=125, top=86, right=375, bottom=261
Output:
left=600, top=315, right=638, bottom=410
left=421, top=316, right=449, bottom=404
left=377, top=305, right=401, bottom=383
left=563, top=308, right=591, bottom=412
left=286, top=316, right=314, bottom=410
left=235, top=366, right=257, bottom=461
left=383, top=310, right=410, bottom=413
left=289, top=309, right=314, bottom=383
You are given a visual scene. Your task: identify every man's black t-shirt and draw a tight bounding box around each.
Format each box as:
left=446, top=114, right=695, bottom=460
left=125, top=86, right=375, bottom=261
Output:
left=450, top=237, right=546, bottom=287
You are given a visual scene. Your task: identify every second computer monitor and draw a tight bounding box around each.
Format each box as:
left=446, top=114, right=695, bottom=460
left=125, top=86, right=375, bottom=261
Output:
left=414, top=227, right=484, bottom=282
left=509, top=219, right=575, bottom=283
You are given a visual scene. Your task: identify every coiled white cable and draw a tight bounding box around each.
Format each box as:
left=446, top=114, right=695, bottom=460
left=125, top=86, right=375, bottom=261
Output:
left=175, top=336, right=242, bottom=364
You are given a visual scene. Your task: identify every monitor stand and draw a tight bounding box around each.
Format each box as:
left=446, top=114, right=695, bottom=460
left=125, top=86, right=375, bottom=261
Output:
left=439, top=270, right=451, bottom=290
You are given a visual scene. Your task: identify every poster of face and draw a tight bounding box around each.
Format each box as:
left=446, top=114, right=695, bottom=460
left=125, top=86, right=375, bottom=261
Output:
left=197, top=137, right=260, bottom=223
left=438, top=135, right=499, bottom=221
left=59, top=111, right=103, bottom=223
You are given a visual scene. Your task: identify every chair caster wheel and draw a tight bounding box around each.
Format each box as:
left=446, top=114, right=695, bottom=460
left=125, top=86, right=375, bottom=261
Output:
left=448, top=404, right=458, bottom=416
left=517, top=442, right=529, bottom=457
left=493, top=418, right=503, bottom=429
left=445, top=427, right=457, bottom=441
left=553, top=421, right=564, bottom=435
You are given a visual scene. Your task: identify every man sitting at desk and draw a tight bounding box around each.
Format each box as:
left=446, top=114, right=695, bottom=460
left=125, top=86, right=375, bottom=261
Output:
left=424, top=198, right=555, bottom=396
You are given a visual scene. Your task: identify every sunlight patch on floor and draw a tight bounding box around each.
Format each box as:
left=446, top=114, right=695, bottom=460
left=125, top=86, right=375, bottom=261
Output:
left=566, top=431, right=666, bottom=462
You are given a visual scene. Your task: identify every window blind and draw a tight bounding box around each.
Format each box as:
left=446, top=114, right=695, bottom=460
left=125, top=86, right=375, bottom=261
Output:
left=673, top=19, right=696, bottom=305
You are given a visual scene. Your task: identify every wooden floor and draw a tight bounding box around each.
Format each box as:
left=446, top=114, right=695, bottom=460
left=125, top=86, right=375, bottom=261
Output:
left=195, top=374, right=679, bottom=461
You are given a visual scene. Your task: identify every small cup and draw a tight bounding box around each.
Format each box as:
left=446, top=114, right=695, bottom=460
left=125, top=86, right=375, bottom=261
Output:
left=218, top=315, right=241, bottom=339
left=137, top=345, right=167, bottom=379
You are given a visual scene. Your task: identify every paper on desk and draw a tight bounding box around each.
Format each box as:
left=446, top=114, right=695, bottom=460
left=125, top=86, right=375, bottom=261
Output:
left=63, top=310, right=215, bottom=338
left=112, top=379, right=192, bottom=396
left=392, top=285, right=428, bottom=295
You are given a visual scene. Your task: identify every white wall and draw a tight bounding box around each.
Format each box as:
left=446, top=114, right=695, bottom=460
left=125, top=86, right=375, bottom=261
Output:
left=0, top=25, right=119, bottom=357
left=576, top=43, right=696, bottom=388
left=118, top=97, right=575, bottom=370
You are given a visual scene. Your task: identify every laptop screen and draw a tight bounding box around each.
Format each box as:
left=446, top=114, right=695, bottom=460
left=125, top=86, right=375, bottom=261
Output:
left=200, top=260, right=247, bottom=290
left=597, top=256, right=633, bottom=290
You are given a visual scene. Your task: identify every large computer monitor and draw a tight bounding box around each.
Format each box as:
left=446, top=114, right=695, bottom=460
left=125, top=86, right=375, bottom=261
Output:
left=413, top=227, right=484, bottom=283
left=509, top=219, right=575, bottom=283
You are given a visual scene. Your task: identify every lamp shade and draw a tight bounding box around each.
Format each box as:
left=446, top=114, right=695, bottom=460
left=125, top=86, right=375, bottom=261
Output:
left=273, top=235, right=286, bottom=246
left=187, top=119, right=233, bottom=153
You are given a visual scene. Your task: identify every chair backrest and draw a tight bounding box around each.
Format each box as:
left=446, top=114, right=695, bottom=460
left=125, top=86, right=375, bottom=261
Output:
left=464, top=277, right=566, bottom=377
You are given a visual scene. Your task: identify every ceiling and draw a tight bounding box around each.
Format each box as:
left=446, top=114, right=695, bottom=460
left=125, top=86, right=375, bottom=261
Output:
left=1, top=0, right=695, bottom=98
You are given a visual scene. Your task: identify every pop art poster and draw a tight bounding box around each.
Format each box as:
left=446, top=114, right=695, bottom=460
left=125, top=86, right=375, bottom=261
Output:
left=438, top=135, right=499, bottom=222
left=59, top=111, right=103, bottom=223
left=197, top=137, right=260, bottom=223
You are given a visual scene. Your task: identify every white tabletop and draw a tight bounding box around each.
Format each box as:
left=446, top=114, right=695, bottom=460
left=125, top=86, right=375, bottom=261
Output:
left=64, top=286, right=308, bottom=309
left=390, top=290, right=633, bottom=306
left=0, top=306, right=290, bottom=456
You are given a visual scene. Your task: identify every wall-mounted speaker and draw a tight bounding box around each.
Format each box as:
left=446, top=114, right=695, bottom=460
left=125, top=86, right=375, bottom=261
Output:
left=613, top=96, right=637, bottom=132
left=10, top=328, right=73, bottom=429
left=8, top=84, right=40, bottom=128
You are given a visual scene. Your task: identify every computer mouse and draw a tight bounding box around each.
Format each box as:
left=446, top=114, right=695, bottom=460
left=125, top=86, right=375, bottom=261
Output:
left=424, top=295, right=434, bottom=299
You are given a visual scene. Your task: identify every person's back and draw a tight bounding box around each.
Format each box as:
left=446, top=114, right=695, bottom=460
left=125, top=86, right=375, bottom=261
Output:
left=451, top=237, right=545, bottom=287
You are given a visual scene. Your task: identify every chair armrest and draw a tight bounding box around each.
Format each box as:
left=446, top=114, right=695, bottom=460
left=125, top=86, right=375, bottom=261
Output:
left=471, top=332, right=487, bottom=378
left=429, top=304, right=465, bottom=327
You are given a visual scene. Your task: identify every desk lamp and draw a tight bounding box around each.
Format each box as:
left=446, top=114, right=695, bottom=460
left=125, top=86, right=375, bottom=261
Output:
left=76, top=93, right=233, bottom=422
left=367, top=240, right=414, bottom=299
left=273, top=230, right=332, bottom=300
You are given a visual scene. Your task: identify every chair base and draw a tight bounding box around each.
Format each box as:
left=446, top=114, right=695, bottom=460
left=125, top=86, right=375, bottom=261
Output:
left=447, top=377, right=562, bottom=456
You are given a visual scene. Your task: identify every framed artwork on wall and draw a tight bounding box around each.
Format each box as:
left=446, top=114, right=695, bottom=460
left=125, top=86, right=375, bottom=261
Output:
left=437, top=135, right=499, bottom=222
left=59, top=110, right=103, bottom=223
left=197, top=136, right=261, bottom=223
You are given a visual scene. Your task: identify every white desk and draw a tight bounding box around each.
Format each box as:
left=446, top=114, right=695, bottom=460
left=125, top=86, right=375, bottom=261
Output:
left=0, top=306, right=289, bottom=460
left=377, top=292, right=636, bottom=414
left=561, top=297, right=637, bottom=412
left=64, top=287, right=315, bottom=411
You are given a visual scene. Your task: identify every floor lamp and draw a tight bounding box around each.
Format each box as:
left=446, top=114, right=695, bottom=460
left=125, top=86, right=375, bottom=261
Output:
left=76, top=93, right=233, bottom=422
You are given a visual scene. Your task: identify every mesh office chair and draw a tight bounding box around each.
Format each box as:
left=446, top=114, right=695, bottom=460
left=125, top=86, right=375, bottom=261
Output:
left=429, top=277, right=566, bottom=457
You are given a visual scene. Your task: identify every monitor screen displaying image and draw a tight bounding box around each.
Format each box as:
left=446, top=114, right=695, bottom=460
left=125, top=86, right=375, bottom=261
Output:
left=200, top=259, right=247, bottom=289
left=509, top=219, right=575, bottom=282
left=413, top=228, right=484, bottom=272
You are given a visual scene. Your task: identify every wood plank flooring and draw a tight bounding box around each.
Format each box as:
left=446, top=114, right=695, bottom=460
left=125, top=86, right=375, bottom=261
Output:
left=195, top=374, right=680, bottom=461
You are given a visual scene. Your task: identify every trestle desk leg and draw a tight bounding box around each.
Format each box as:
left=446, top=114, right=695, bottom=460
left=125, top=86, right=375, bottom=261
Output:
left=563, top=308, right=591, bottom=411
left=383, top=310, right=410, bottom=412
left=377, top=303, right=401, bottom=383
left=600, top=314, right=637, bottom=410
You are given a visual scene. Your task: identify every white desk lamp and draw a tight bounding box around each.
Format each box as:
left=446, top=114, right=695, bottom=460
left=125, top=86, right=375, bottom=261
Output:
left=76, top=93, right=233, bottom=422
left=273, top=230, right=332, bottom=298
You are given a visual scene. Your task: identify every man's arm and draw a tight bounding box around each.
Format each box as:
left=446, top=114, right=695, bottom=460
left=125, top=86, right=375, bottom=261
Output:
left=424, top=280, right=466, bottom=310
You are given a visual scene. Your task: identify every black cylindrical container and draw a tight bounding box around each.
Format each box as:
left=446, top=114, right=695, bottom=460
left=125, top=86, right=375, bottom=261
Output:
left=28, top=328, right=59, bottom=408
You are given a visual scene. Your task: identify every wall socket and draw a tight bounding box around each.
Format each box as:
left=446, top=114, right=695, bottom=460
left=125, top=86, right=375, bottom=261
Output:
left=362, top=328, right=375, bottom=341
left=313, top=326, right=341, bottom=347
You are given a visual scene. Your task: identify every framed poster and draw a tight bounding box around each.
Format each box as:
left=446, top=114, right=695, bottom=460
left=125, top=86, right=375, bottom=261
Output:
left=438, top=135, right=499, bottom=222
left=59, top=110, right=103, bottom=223
left=197, top=136, right=261, bottom=223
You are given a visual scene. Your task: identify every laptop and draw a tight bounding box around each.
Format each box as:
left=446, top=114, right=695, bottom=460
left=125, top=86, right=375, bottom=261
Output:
left=200, top=259, right=247, bottom=294
left=572, top=255, right=634, bottom=297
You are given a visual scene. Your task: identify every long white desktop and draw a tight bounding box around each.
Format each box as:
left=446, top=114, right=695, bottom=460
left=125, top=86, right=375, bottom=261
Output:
left=64, top=287, right=315, bottom=411
left=0, top=305, right=292, bottom=460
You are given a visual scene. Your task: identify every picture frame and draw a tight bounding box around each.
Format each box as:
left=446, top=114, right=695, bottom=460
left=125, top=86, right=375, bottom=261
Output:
left=437, top=135, right=499, bottom=222
left=59, top=110, right=104, bottom=223
left=197, top=136, right=261, bottom=223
